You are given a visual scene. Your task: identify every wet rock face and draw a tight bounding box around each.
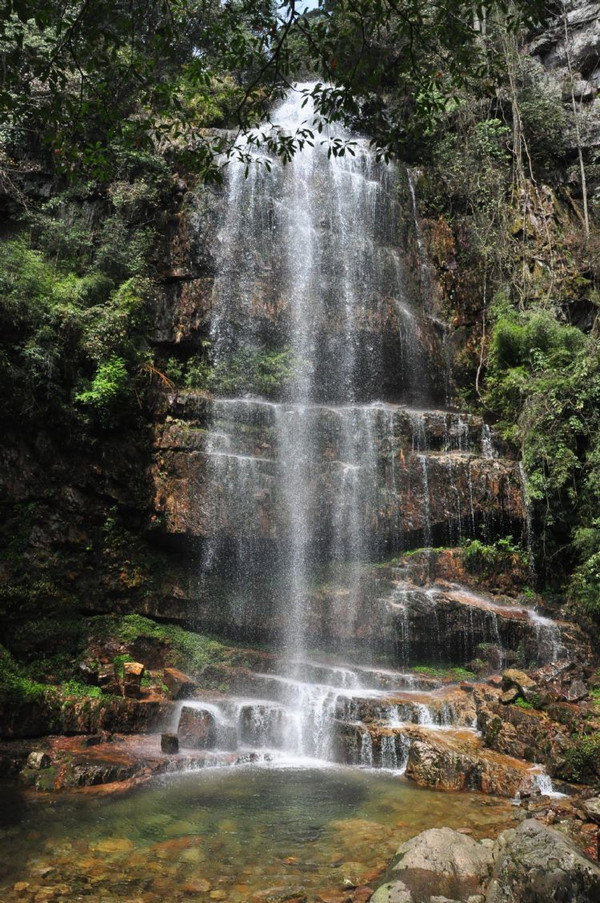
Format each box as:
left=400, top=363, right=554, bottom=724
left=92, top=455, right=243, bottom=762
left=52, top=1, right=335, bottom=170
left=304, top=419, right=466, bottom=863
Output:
left=177, top=706, right=217, bottom=749
left=153, top=188, right=220, bottom=346
left=154, top=148, right=448, bottom=405
left=153, top=396, right=525, bottom=553
left=0, top=697, right=172, bottom=740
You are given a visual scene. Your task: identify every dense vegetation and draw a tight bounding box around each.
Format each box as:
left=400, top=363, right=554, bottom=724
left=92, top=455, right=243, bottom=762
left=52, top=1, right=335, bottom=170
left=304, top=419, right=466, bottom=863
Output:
left=1, top=0, right=600, bottom=710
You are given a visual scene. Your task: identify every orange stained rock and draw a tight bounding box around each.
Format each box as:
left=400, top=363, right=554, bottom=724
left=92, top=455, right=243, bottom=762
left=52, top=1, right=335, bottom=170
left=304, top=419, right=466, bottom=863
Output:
left=150, top=835, right=205, bottom=855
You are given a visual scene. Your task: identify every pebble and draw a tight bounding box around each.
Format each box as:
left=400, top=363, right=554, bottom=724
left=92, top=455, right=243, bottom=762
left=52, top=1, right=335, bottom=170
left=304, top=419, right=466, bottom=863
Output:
left=182, top=878, right=211, bottom=893
left=94, top=838, right=134, bottom=854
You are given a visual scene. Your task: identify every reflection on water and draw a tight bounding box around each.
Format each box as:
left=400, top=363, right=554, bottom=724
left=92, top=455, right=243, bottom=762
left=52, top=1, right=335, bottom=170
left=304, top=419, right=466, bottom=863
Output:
left=0, top=766, right=517, bottom=901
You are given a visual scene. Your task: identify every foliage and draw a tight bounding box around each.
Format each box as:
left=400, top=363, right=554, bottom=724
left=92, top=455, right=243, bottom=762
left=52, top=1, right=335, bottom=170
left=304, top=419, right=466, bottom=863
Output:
left=60, top=680, right=102, bottom=699
left=0, top=1, right=276, bottom=182
left=75, top=356, right=131, bottom=422
left=0, top=233, right=152, bottom=427
left=293, top=1, right=545, bottom=163
left=462, top=536, right=529, bottom=578
left=174, top=345, right=301, bottom=398
left=0, top=0, right=547, bottom=184
left=560, top=733, right=600, bottom=784
left=0, top=644, right=48, bottom=705
left=514, top=58, right=567, bottom=177
left=484, top=303, right=600, bottom=598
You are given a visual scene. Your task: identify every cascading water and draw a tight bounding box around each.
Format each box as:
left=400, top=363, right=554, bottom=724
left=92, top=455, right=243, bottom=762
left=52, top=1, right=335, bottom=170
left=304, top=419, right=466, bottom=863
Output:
left=179, top=83, right=567, bottom=782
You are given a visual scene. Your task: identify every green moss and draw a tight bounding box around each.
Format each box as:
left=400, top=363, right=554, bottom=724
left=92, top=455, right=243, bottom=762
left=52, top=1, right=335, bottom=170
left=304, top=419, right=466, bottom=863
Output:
left=514, top=698, right=533, bottom=710
left=98, top=614, right=233, bottom=677
left=60, top=680, right=102, bottom=699
left=412, top=664, right=476, bottom=681
left=0, top=645, right=48, bottom=705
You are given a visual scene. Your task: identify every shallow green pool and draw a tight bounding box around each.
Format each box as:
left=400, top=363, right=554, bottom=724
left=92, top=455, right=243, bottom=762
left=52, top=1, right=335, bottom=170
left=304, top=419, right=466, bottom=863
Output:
left=0, top=765, right=518, bottom=902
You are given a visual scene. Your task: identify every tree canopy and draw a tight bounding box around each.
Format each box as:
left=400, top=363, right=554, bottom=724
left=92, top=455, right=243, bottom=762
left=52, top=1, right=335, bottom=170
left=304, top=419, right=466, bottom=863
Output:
left=0, top=0, right=547, bottom=181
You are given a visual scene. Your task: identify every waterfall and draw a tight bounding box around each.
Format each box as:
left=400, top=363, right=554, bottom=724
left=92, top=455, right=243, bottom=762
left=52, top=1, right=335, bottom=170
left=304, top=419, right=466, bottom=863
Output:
left=172, top=83, right=550, bottom=772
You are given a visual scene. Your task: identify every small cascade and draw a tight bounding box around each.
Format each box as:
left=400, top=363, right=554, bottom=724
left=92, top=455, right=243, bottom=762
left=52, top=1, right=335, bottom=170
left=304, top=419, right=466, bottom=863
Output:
left=532, top=768, right=566, bottom=798
left=482, top=423, right=498, bottom=459
left=529, top=610, right=566, bottom=663
left=380, top=732, right=411, bottom=771
left=416, top=703, right=434, bottom=726
left=418, top=455, right=433, bottom=546
left=359, top=729, right=375, bottom=767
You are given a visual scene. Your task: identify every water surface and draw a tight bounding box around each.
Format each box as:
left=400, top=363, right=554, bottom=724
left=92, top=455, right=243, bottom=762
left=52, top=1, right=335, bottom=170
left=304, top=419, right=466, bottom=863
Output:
left=0, top=765, right=518, bottom=901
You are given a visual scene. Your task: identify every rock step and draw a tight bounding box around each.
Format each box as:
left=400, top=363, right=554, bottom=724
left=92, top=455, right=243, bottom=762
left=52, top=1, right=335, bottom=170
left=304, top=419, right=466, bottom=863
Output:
left=336, top=721, right=552, bottom=798
left=158, top=393, right=506, bottom=461
left=163, top=394, right=507, bottom=460
left=377, top=580, right=584, bottom=669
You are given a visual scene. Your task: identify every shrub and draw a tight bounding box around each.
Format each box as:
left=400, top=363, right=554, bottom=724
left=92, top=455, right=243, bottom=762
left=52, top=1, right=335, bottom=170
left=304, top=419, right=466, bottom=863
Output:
left=75, top=356, right=131, bottom=424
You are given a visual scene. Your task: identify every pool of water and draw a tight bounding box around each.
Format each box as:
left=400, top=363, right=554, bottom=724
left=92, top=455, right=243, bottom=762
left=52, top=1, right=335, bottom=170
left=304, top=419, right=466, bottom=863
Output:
left=0, top=764, right=518, bottom=902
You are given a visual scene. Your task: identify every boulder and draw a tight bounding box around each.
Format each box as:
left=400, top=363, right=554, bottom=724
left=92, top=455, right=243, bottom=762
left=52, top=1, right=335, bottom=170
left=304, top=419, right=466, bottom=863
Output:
left=163, top=667, right=197, bottom=699
left=501, top=670, right=536, bottom=693
left=486, top=819, right=600, bottom=903
left=369, top=880, right=413, bottom=902
left=584, top=797, right=600, bottom=825
left=177, top=706, right=217, bottom=749
left=565, top=678, right=588, bottom=702
left=384, top=828, right=493, bottom=901
left=404, top=731, right=539, bottom=798
left=26, top=751, right=51, bottom=770
left=123, top=662, right=144, bottom=699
